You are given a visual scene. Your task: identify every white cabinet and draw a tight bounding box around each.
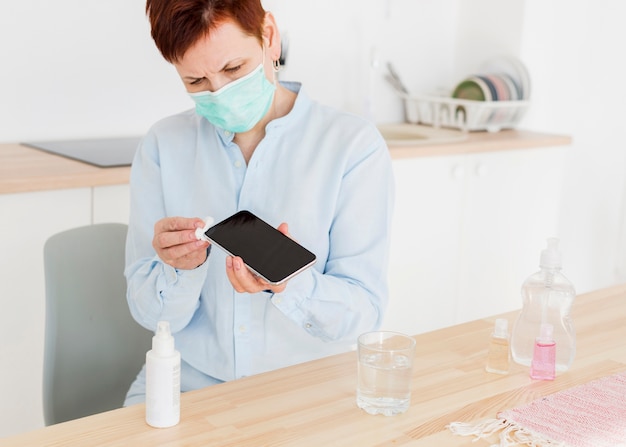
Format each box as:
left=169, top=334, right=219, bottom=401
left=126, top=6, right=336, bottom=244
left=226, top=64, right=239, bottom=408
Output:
left=0, top=188, right=92, bottom=436
left=92, top=184, right=130, bottom=224
left=0, top=184, right=130, bottom=438
left=382, top=146, right=565, bottom=336
left=384, top=154, right=465, bottom=336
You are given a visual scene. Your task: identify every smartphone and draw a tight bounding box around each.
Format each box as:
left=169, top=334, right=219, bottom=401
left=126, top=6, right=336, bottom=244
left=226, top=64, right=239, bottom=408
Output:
left=204, top=210, right=317, bottom=285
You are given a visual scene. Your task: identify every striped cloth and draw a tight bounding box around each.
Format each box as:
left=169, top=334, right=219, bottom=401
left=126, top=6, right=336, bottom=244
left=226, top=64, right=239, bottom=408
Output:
left=448, top=371, right=626, bottom=447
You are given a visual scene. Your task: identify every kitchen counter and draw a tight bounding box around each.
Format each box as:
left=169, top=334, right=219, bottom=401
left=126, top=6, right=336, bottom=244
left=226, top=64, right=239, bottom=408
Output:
left=0, top=143, right=130, bottom=195
left=3, top=282, right=625, bottom=446
left=387, top=128, right=571, bottom=159
left=0, top=129, right=571, bottom=194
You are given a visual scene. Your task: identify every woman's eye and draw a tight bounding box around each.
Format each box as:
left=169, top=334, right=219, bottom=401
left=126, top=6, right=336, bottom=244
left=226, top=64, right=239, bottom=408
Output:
left=225, top=65, right=242, bottom=74
left=190, top=78, right=204, bottom=86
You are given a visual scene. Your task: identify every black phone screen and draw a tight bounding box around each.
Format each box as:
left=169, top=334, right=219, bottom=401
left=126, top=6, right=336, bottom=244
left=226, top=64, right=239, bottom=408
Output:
left=204, top=210, right=317, bottom=285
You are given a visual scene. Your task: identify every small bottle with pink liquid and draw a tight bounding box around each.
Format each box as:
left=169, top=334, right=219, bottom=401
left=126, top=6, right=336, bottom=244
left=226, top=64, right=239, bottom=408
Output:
left=530, top=323, right=556, bottom=380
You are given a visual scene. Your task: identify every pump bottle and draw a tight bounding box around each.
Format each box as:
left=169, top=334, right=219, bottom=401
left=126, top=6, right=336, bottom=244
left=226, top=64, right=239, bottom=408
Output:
left=511, top=238, right=576, bottom=372
left=146, top=321, right=181, bottom=428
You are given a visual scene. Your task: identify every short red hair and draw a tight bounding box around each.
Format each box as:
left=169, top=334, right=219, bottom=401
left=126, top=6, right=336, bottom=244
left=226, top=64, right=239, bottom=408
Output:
left=145, top=0, right=266, bottom=63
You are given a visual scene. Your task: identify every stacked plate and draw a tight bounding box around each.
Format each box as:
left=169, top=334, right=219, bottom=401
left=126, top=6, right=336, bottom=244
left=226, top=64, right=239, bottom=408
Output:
left=396, top=56, right=530, bottom=132
left=452, top=56, right=531, bottom=102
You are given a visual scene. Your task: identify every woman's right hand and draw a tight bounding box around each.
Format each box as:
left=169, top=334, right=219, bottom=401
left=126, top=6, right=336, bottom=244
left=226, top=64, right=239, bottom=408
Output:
left=153, top=216, right=210, bottom=270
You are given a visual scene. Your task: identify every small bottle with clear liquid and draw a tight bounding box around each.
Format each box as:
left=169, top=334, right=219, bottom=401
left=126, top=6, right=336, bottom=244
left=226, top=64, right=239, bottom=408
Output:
left=530, top=323, right=556, bottom=380
left=486, top=318, right=510, bottom=374
left=511, top=238, right=576, bottom=373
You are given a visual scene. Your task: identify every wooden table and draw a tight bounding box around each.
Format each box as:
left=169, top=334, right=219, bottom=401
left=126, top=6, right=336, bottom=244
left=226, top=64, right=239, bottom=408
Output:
left=4, top=283, right=624, bottom=446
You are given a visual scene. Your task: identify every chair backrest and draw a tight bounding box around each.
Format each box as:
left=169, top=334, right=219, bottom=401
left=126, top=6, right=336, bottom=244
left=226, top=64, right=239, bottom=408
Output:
left=43, top=223, right=152, bottom=425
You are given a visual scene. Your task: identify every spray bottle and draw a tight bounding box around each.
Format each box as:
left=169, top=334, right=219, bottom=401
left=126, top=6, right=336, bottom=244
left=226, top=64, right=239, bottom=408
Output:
left=146, top=321, right=181, bottom=428
left=510, top=238, right=576, bottom=372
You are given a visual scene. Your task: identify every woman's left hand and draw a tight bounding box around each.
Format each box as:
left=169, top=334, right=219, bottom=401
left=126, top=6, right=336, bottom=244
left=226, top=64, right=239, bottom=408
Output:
left=225, top=222, right=289, bottom=294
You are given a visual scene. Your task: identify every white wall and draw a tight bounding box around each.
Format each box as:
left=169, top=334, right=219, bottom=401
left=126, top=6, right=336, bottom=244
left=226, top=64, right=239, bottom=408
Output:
left=1, top=0, right=626, bottom=438
left=264, top=0, right=461, bottom=123
left=0, top=0, right=515, bottom=141
left=519, top=0, right=626, bottom=292
left=0, top=0, right=189, bottom=142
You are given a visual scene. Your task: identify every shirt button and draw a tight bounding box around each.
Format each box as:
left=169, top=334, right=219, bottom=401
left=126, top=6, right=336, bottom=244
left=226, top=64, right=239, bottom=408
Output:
left=234, top=160, right=242, bottom=168
left=305, top=323, right=312, bottom=329
left=224, top=131, right=232, bottom=137
left=239, top=325, right=247, bottom=333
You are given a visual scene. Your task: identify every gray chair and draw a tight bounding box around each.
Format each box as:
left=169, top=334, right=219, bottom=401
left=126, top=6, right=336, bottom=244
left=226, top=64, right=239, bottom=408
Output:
left=43, top=223, right=152, bottom=425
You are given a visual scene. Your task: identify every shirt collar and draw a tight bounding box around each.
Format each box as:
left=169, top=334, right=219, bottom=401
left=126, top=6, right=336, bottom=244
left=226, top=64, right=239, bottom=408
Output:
left=213, top=81, right=308, bottom=144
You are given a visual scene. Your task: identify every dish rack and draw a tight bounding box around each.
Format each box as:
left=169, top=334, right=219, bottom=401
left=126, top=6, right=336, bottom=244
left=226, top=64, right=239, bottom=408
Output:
left=400, top=93, right=529, bottom=133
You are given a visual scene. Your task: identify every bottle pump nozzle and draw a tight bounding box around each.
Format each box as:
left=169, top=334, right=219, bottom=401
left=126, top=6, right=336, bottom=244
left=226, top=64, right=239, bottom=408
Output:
left=540, top=237, right=562, bottom=269
left=152, top=321, right=175, bottom=356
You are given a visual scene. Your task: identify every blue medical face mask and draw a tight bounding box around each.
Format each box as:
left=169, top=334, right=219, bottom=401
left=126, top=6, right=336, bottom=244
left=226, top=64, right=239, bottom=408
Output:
left=189, top=63, right=276, bottom=133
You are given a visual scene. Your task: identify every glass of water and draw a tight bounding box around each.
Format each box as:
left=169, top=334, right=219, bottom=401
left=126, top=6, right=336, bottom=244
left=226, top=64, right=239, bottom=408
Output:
left=356, top=331, right=416, bottom=416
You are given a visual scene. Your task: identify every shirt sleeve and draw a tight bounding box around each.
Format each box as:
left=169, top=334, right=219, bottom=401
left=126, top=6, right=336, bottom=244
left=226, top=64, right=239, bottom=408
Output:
left=270, top=131, right=394, bottom=342
left=124, top=133, right=207, bottom=333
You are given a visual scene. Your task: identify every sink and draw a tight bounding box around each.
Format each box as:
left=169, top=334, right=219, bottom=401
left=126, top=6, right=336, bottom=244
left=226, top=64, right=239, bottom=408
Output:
left=377, top=123, right=467, bottom=146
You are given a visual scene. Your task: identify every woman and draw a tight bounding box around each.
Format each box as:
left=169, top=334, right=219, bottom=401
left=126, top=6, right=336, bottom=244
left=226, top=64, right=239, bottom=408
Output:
left=124, top=0, right=394, bottom=405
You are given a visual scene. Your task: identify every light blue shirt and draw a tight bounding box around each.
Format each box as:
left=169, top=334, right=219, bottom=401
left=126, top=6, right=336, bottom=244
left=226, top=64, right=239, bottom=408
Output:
left=125, top=82, right=394, bottom=394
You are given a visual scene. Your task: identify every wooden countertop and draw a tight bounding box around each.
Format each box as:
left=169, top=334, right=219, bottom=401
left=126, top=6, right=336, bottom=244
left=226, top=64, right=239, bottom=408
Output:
left=4, top=282, right=625, bottom=446
left=0, top=129, right=571, bottom=195
left=387, top=128, right=571, bottom=159
left=0, top=143, right=131, bottom=194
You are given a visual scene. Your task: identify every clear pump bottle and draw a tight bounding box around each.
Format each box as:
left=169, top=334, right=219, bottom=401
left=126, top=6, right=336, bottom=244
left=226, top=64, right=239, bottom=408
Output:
left=511, top=238, right=576, bottom=372
left=146, top=321, right=181, bottom=428
left=486, top=318, right=510, bottom=374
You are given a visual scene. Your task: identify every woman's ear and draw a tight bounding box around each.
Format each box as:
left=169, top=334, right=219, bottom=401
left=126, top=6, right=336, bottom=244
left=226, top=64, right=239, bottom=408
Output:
left=262, top=12, right=282, bottom=62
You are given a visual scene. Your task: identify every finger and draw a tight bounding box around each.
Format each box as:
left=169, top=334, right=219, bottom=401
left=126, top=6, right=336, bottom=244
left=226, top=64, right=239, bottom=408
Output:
left=277, top=223, right=299, bottom=244
left=160, top=239, right=208, bottom=266
left=226, top=256, right=268, bottom=293
left=154, top=218, right=205, bottom=250
left=225, top=256, right=246, bottom=293
left=154, top=229, right=198, bottom=252
left=277, top=222, right=289, bottom=237
left=268, top=282, right=287, bottom=294
left=163, top=238, right=208, bottom=260
left=155, top=216, right=205, bottom=234
left=228, top=257, right=288, bottom=294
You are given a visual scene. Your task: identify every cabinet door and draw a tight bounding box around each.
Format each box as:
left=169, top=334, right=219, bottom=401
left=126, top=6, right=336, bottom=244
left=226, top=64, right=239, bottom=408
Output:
left=384, top=155, right=466, bottom=335
left=0, top=189, right=91, bottom=437
left=456, top=147, right=565, bottom=323
left=92, top=184, right=130, bottom=224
